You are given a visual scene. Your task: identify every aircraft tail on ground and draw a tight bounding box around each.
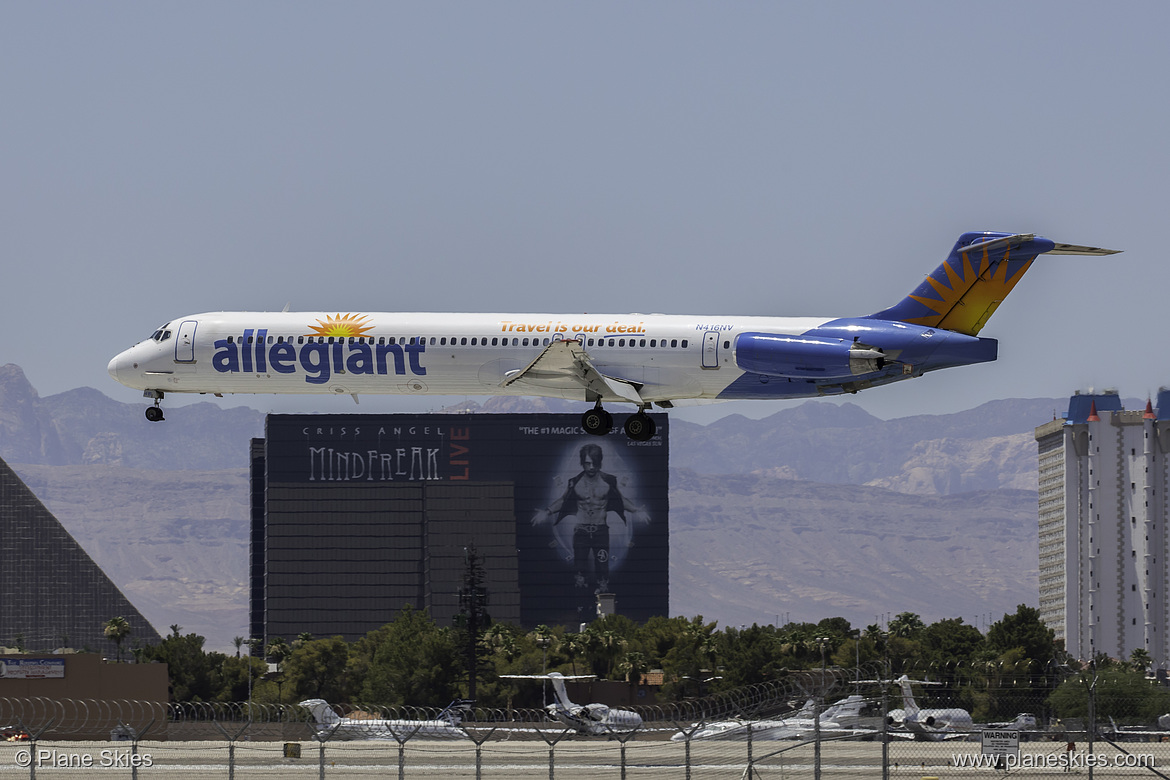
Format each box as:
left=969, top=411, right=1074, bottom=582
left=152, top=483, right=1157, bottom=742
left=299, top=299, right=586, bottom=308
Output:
left=548, top=674, right=574, bottom=711
left=438, top=699, right=475, bottom=725
left=894, top=676, right=920, bottom=717
left=300, top=699, right=340, bottom=726
left=868, top=232, right=1118, bottom=336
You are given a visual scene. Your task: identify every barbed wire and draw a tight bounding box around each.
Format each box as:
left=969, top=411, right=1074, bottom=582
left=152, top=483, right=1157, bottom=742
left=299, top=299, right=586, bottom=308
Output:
left=0, top=661, right=1083, bottom=740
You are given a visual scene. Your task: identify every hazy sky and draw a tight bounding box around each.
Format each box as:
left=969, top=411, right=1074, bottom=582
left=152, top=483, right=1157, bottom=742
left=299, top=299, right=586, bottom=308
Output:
left=4, top=3, right=1165, bottom=425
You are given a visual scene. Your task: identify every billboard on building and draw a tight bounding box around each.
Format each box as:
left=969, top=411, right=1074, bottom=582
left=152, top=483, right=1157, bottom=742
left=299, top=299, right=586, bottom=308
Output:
left=260, top=413, right=669, bottom=631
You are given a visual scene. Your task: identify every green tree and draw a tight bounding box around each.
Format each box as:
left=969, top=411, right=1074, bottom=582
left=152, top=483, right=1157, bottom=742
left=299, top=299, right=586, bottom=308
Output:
left=212, top=655, right=264, bottom=703
left=1049, top=667, right=1170, bottom=724
left=659, top=616, right=719, bottom=699
left=921, top=618, right=984, bottom=665
left=103, top=617, right=131, bottom=663
left=720, top=624, right=786, bottom=686
left=1129, top=648, right=1153, bottom=675
left=888, top=612, right=926, bottom=640
left=361, top=606, right=461, bottom=705
left=266, top=637, right=291, bottom=668
left=985, top=605, right=1055, bottom=666
left=138, top=630, right=220, bottom=702
left=285, top=636, right=351, bottom=701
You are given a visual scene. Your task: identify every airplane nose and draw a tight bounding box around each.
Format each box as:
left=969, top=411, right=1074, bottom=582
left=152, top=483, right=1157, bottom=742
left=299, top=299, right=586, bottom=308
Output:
left=107, top=354, right=121, bottom=383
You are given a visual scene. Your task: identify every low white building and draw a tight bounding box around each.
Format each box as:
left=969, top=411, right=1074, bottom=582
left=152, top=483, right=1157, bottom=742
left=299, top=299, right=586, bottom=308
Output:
left=1035, top=390, right=1170, bottom=667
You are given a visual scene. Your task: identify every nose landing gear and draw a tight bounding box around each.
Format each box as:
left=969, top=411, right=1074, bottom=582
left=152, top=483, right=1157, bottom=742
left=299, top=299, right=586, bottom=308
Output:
left=144, top=390, right=165, bottom=422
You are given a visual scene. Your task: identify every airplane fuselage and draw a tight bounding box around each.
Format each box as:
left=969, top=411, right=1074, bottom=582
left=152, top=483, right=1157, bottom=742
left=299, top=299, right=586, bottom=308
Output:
left=107, top=310, right=990, bottom=403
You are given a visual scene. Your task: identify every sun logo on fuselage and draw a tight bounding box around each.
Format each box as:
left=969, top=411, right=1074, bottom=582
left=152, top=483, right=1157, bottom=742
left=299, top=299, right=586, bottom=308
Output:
left=306, top=313, right=374, bottom=339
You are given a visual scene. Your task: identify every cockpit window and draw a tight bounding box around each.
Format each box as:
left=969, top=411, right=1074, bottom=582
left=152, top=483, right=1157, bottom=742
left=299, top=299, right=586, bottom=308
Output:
left=151, top=330, right=163, bottom=341
left=161, top=330, right=172, bottom=341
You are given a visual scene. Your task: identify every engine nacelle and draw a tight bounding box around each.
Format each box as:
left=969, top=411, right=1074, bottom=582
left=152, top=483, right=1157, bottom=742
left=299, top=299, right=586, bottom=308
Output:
left=583, top=703, right=610, bottom=721
left=734, top=333, right=885, bottom=379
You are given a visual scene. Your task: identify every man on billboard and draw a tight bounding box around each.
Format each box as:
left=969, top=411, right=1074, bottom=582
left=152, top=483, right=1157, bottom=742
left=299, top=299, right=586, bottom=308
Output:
left=532, top=443, right=649, bottom=593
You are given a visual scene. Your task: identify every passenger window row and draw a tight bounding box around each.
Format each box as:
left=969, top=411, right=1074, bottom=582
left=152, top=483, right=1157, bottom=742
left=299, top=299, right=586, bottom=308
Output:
left=223, top=334, right=691, bottom=349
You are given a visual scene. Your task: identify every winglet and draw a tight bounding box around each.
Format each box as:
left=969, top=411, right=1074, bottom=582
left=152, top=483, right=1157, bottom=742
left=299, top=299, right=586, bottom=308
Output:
left=868, top=232, right=1119, bottom=336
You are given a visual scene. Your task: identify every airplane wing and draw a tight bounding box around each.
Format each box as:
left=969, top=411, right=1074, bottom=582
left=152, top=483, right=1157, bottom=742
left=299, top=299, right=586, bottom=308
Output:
left=500, top=338, right=646, bottom=405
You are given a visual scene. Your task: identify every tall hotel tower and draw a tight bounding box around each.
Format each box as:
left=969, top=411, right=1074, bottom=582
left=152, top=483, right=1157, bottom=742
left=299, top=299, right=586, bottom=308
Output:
left=1035, top=390, right=1170, bottom=666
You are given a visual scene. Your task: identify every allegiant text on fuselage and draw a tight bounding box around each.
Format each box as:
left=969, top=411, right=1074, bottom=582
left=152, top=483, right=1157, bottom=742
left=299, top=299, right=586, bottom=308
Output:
left=212, top=329, right=426, bottom=384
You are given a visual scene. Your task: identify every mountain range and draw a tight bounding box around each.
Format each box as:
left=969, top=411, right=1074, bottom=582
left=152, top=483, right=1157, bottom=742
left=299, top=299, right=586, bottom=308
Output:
left=0, top=363, right=1059, bottom=649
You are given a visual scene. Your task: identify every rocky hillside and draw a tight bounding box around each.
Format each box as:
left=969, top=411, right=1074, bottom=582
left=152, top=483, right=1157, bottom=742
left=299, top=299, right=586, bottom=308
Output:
left=0, top=363, right=1062, bottom=496
left=0, top=364, right=1054, bottom=650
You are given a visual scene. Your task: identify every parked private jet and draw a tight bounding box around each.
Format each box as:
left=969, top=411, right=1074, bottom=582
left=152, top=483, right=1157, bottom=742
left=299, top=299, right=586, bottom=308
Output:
left=500, top=672, right=642, bottom=736
left=672, top=694, right=877, bottom=741
left=886, top=676, right=973, bottom=741
left=108, top=233, right=1116, bottom=438
left=299, top=698, right=471, bottom=740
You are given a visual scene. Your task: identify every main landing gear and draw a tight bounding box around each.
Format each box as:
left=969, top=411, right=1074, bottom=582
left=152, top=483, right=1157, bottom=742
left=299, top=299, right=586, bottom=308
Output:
left=144, top=390, right=165, bottom=422
left=580, top=403, right=657, bottom=441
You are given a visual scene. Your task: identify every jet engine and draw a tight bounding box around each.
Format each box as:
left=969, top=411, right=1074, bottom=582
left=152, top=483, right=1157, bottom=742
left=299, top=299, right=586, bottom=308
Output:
left=734, top=333, right=886, bottom=379
left=583, top=703, right=610, bottom=721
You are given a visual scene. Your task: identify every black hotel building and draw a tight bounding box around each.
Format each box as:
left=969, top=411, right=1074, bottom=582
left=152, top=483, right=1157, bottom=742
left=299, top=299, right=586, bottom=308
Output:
left=251, top=414, right=669, bottom=643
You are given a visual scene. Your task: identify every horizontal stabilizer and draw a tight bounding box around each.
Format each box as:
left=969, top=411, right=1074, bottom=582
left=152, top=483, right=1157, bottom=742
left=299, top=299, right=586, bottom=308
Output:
left=1047, top=242, right=1121, bottom=256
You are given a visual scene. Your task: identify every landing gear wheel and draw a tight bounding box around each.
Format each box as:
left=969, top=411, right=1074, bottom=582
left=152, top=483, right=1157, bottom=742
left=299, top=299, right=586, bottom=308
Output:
left=623, top=412, right=656, bottom=441
left=145, top=406, right=165, bottom=422
left=581, top=407, right=613, bottom=436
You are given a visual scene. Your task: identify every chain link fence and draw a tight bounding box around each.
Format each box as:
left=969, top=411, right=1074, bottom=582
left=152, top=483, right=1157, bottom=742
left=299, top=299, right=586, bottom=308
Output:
left=0, top=665, right=1168, bottom=778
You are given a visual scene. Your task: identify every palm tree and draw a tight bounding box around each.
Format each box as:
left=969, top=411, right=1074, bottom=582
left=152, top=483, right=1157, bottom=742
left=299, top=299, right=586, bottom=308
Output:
left=1129, top=648, right=1153, bottom=675
left=232, top=637, right=245, bottom=658
left=618, top=650, right=649, bottom=696
left=103, top=617, right=131, bottom=663
left=564, top=633, right=587, bottom=676
left=266, top=637, right=291, bottom=703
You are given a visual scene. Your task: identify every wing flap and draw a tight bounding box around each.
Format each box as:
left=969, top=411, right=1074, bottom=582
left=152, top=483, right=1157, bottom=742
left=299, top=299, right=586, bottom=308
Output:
left=501, top=338, right=646, bottom=405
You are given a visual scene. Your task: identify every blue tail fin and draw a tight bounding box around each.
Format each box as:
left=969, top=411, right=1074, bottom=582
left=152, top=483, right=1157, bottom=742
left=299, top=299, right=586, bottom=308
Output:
left=868, top=233, right=1116, bottom=336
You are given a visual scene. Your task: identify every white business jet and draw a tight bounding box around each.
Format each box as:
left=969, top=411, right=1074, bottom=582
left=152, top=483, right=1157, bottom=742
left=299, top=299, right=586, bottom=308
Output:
left=672, top=693, right=876, bottom=741
left=499, top=672, right=642, bottom=736
left=299, top=698, right=471, bottom=740
left=886, top=675, right=973, bottom=740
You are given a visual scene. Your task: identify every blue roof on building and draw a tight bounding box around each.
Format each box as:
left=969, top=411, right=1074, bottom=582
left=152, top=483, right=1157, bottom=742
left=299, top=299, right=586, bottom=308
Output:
left=1157, top=389, right=1170, bottom=422
left=1066, top=393, right=1124, bottom=424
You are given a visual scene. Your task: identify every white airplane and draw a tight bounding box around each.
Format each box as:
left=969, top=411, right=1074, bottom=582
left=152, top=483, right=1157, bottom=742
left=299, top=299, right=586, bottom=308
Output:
left=107, top=232, right=1117, bottom=439
left=990, top=712, right=1038, bottom=731
left=499, top=672, right=642, bottom=736
left=886, top=675, right=973, bottom=740
left=299, top=698, right=470, bottom=740
left=672, top=694, right=876, bottom=741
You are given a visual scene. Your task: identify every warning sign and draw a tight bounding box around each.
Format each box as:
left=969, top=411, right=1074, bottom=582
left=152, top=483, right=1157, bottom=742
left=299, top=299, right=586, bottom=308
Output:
left=981, top=729, right=1020, bottom=763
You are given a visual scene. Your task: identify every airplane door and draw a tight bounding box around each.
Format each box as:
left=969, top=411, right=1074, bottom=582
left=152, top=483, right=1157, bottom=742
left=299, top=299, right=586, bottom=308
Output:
left=174, top=320, right=197, bottom=363
left=702, top=331, right=720, bottom=369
